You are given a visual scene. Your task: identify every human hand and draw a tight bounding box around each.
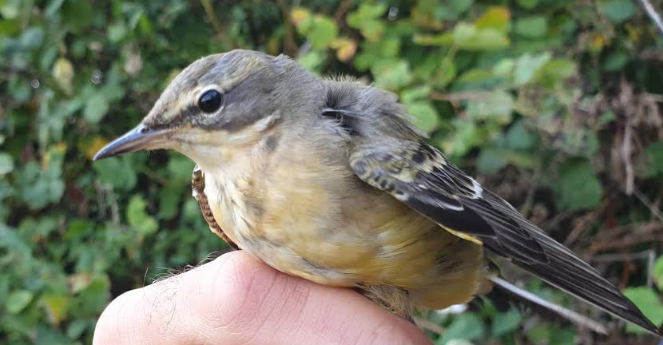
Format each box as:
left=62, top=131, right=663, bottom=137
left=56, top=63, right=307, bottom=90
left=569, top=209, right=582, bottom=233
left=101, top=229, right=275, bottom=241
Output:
left=93, top=251, right=432, bottom=345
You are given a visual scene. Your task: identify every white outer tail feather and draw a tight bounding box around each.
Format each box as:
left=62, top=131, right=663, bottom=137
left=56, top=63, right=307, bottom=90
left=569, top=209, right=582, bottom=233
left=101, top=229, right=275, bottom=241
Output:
left=490, top=277, right=609, bottom=335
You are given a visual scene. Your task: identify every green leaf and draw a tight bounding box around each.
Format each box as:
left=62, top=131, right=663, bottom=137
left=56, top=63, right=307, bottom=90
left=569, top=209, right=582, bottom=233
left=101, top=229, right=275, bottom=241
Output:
left=347, top=3, right=387, bottom=41
left=0, top=153, right=14, bottom=175
left=514, top=53, right=551, bottom=85
left=516, top=0, right=539, bottom=9
left=66, top=319, right=89, bottom=339
left=441, top=119, right=482, bottom=157
left=308, top=15, right=338, bottom=49
left=514, top=16, right=548, bottom=38
left=525, top=323, right=550, bottom=343
left=19, top=216, right=58, bottom=239
left=127, top=195, right=158, bottom=236
left=466, top=90, right=513, bottom=123
left=556, top=160, right=603, bottom=211
left=347, top=2, right=386, bottom=22
left=19, top=27, right=44, bottom=50
left=603, top=50, right=629, bottom=71
left=61, top=0, right=94, bottom=32
left=445, top=340, right=474, bottom=345
left=400, top=85, right=431, bottom=104
left=492, top=308, right=522, bottom=336
left=477, top=149, right=507, bottom=174
left=493, top=58, right=515, bottom=78
left=65, top=219, right=94, bottom=240
left=452, top=23, right=510, bottom=51
left=0, top=0, right=23, bottom=19
left=357, top=20, right=384, bottom=42
left=34, top=325, right=74, bottom=345
left=100, top=69, right=126, bottom=102
left=598, top=111, right=616, bottom=127
left=549, top=329, right=576, bottom=345
left=406, top=101, right=439, bottom=133
left=18, top=146, right=66, bottom=210
left=44, top=0, right=65, bottom=18
left=0, top=17, right=20, bottom=36
left=457, top=69, right=496, bottom=86
left=505, top=121, right=535, bottom=150
left=158, top=183, right=183, bottom=220
left=167, top=154, right=195, bottom=183
left=599, top=0, right=636, bottom=24
left=52, top=57, right=74, bottom=94
left=437, top=313, right=485, bottom=344
left=623, top=287, right=663, bottom=334
left=83, top=93, right=109, bottom=124
left=40, top=293, right=70, bottom=325
left=413, top=33, right=454, bottom=46
left=93, top=157, right=137, bottom=191
left=433, top=58, right=457, bottom=87
left=298, top=50, right=325, bottom=72
left=76, top=275, right=110, bottom=316
left=108, top=21, right=127, bottom=43
left=559, top=128, right=600, bottom=156
left=7, top=290, right=34, bottom=314
left=435, top=0, right=473, bottom=20
left=645, top=141, right=663, bottom=176
left=475, top=7, right=510, bottom=32
left=477, top=148, right=535, bottom=174
left=536, top=58, right=577, bottom=88
left=654, top=255, right=663, bottom=293
left=371, top=59, right=412, bottom=90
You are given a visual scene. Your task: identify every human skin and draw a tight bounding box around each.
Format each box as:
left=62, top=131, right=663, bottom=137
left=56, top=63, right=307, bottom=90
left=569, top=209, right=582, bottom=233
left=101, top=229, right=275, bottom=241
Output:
left=93, top=251, right=433, bottom=345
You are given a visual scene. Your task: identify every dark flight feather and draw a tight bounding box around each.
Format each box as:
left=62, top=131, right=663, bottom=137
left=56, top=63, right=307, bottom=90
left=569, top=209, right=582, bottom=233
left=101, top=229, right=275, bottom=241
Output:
left=348, top=137, right=660, bottom=335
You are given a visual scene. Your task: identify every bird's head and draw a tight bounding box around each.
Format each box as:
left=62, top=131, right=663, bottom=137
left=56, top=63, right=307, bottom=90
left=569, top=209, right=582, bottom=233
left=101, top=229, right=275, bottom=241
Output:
left=93, top=49, right=321, bottom=165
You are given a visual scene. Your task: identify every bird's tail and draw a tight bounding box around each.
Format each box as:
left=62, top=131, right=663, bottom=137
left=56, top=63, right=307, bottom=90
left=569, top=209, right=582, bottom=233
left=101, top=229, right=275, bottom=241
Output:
left=488, top=277, right=609, bottom=335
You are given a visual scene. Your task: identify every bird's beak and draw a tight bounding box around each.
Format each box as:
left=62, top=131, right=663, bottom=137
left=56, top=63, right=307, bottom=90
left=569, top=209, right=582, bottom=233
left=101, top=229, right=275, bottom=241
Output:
left=93, top=124, right=172, bottom=161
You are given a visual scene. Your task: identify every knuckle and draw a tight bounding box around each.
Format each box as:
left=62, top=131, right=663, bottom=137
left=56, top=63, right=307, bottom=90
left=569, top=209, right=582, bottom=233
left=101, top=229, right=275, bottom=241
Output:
left=187, top=251, right=275, bottom=335
left=93, top=290, right=139, bottom=345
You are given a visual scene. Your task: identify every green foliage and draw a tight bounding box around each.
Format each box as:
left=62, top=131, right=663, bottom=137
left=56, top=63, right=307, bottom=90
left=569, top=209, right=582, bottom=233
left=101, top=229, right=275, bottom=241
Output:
left=491, top=308, right=523, bottom=337
left=556, top=159, right=603, bottom=211
left=347, top=3, right=388, bottom=41
left=1, top=0, right=663, bottom=344
left=599, top=0, right=636, bottom=24
left=437, top=313, right=486, bottom=344
left=623, top=287, right=663, bottom=334
left=655, top=255, right=663, bottom=291
left=645, top=142, right=663, bottom=176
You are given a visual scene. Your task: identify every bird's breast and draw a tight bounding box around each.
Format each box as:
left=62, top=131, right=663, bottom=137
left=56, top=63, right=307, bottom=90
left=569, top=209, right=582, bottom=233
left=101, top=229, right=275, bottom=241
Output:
left=200, top=132, right=484, bottom=308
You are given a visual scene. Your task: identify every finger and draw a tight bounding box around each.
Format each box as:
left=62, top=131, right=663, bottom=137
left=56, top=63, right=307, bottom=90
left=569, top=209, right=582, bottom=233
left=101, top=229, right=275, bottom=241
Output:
left=94, top=251, right=432, bottom=345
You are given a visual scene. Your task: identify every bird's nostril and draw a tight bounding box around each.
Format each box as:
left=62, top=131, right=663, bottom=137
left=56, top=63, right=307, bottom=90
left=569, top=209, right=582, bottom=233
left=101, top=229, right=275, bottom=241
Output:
left=140, top=126, right=150, bottom=134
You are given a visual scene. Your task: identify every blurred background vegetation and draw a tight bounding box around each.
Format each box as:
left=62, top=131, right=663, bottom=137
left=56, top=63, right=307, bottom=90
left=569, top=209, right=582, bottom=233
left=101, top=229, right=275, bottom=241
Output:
left=2, top=0, right=663, bottom=344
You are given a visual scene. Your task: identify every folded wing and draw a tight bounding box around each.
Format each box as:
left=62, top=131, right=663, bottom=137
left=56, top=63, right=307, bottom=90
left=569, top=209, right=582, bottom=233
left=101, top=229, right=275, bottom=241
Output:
left=349, top=138, right=660, bottom=335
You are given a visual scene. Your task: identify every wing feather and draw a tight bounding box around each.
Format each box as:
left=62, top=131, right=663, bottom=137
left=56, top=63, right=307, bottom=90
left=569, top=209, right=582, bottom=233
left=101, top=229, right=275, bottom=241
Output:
left=349, top=138, right=660, bottom=335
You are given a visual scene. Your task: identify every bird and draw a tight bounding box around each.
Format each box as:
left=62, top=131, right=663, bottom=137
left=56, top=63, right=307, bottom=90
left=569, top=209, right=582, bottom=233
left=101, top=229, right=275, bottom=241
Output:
left=93, top=49, right=661, bottom=336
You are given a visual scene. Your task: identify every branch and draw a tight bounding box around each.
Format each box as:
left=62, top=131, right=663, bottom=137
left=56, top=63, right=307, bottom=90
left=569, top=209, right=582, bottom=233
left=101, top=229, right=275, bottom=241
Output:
left=276, top=0, right=298, bottom=57
left=633, top=188, right=663, bottom=223
left=638, top=0, right=663, bottom=37
left=588, top=222, right=663, bottom=253
left=429, top=91, right=495, bottom=102
left=199, top=0, right=229, bottom=44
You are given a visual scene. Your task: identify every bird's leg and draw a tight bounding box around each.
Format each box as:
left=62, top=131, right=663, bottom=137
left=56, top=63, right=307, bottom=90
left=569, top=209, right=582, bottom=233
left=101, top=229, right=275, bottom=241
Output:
left=355, top=285, right=414, bottom=323
left=192, top=165, right=239, bottom=250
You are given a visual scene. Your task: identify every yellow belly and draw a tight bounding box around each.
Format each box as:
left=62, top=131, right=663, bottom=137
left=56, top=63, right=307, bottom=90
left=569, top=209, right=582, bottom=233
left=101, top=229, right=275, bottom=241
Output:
left=204, top=159, right=486, bottom=310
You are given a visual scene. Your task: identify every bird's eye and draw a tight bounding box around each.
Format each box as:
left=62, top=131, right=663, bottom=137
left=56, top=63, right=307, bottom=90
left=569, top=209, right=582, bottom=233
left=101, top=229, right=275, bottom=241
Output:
left=198, top=90, right=224, bottom=113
